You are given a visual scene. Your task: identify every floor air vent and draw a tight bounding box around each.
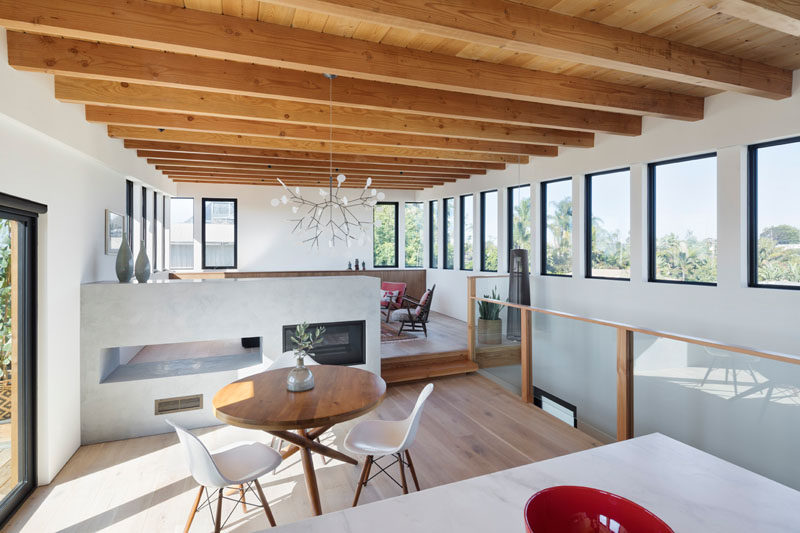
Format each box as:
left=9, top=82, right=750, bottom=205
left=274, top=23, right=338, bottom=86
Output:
left=155, top=394, right=203, bottom=415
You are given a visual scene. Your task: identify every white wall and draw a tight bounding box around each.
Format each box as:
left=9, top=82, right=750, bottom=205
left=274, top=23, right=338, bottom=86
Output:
left=417, top=71, right=800, bottom=358
left=175, top=182, right=416, bottom=271
left=0, top=27, right=175, bottom=484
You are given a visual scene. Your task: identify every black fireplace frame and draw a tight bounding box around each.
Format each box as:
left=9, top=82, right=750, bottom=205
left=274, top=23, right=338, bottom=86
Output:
left=282, top=320, right=366, bottom=366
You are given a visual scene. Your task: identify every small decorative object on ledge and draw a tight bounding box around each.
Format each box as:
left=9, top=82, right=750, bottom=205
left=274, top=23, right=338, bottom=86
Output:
left=287, top=322, right=325, bottom=392
left=347, top=261, right=353, bottom=270
left=115, top=227, right=133, bottom=283
left=360, top=259, right=366, bottom=271
left=354, top=258, right=360, bottom=271
left=134, top=239, right=151, bottom=283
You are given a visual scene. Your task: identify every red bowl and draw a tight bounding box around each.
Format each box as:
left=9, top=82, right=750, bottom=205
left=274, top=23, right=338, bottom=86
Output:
left=524, top=486, right=673, bottom=533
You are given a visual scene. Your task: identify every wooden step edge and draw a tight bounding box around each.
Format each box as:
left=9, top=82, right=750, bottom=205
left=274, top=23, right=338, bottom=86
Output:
left=382, top=360, right=479, bottom=384
left=381, top=349, right=470, bottom=368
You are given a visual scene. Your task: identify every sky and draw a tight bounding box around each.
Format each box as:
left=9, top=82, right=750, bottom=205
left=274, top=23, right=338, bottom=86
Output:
left=483, top=190, right=498, bottom=244
left=591, top=169, right=630, bottom=239
left=757, top=141, right=800, bottom=230
left=170, top=197, right=193, bottom=226
left=654, top=155, right=717, bottom=240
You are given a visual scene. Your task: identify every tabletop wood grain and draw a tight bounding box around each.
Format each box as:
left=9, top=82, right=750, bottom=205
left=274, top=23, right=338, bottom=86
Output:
left=213, top=365, right=386, bottom=431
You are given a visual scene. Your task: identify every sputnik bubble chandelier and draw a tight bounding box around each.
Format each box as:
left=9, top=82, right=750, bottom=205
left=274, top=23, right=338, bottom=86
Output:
left=270, top=73, right=384, bottom=249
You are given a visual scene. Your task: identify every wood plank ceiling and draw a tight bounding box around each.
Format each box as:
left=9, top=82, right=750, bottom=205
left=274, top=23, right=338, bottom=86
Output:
left=0, top=0, right=797, bottom=190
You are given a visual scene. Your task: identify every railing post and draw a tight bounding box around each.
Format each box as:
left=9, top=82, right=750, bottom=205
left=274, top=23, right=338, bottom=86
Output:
left=520, top=308, right=533, bottom=403
left=616, top=327, right=634, bottom=441
left=467, top=277, right=476, bottom=362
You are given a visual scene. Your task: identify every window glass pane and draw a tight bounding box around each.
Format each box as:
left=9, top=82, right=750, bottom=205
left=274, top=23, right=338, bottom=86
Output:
left=753, top=139, right=800, bottom=286
left=481, top=190, right=498, bottom=271
left=652, top=155, right=717, bottom=283
left=373, top=202, right=398, bottom=267
left=444, top=198, right=454, bottom=269
left=508, top=185, right=531, bottom=270
left=203, top=199, right=236, bottom=268
left=543, top=179, right=573, bottom=275
left=460, top=194, right=473, bottom=270
left=405, top=202, right=423, bottom=267
left=588, top=170, right=631, bottom=279
left=429, top=200, right=438, bottom=268
left=170, top=197, right=194, bottom=269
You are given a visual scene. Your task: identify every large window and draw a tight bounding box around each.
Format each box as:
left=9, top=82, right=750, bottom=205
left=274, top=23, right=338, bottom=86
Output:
left=460, top=194, right=473, bottom=270
left=507, top=184, right=531, bottom=271
left=141, top=186, right=148, bottom=256
left=649, top=154, right=717, bottom=284
left=749, top=136, right=800, bottom=288
left=541, top=178, right=573, bottom=276
left=125, top=179, right=133, bottom=249
left=373, top=202, right=398, bottom=268
left=586, top=169, right=631, bottom=279
left=152, top=190, right=158, bottom=271
left=429, top=200, right=439, bottom=268
left=480, top=190, right=498, bottom=272
left=443, top=197, right=455, bottom=269
left=170, top=197, right=194, bottom=269
left=405, top=202, right=424, bottom=268
left=202, top=198, right=237, bottom=269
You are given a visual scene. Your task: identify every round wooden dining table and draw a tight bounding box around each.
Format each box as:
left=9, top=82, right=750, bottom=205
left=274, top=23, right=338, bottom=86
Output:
left=212, top=365, right=386, bottom=516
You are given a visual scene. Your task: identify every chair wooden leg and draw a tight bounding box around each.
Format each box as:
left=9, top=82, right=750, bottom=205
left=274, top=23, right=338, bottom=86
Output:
left=422, top=321, right=428, bottom=337
left=405, top=450, right=421, bottom=491
left=352, top=455, right=372, bottom=507
left=214, top=488, right=224, bottom=533
left=253, top=478, right=277, bottom=527
left=239, top=484, right=247, bottom=513
left=184, top=485, right=204, bottom=533
left=398, top=453, right=409, bottom=494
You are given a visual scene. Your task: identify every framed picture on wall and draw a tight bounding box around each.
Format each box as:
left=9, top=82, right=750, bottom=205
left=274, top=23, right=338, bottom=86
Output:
left=105, top=209, right=126, bottom=255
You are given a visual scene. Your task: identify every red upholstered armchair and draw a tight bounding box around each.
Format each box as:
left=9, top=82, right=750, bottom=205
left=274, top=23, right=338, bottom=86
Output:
left=380, top=282, right=407, bottom=322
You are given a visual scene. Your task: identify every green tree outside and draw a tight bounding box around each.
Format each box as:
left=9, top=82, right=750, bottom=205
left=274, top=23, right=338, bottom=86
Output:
left=757, top=224, right=800, bottom=285
left=546, top=197, right=572, bottom=275
left=373, top=203, right=397, bottom=267
left=405, top=202, right=423, bottom=267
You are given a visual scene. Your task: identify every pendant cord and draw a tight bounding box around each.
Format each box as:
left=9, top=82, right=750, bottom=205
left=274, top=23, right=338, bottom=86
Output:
left=329, top=75, right=333, bottom=198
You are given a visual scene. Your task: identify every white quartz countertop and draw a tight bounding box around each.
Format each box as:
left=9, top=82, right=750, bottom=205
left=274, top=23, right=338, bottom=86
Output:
left=270, top=433, right=799, bottom=532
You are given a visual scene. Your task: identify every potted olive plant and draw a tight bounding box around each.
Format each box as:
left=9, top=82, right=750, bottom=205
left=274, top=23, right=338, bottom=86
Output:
left=477, top=287, right=503, bottom=345
left=287, top=322, right=325, bottom=392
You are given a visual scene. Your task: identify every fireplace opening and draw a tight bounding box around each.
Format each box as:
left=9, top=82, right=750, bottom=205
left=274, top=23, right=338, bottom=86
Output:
left=282, top=320, right=366, bottom=366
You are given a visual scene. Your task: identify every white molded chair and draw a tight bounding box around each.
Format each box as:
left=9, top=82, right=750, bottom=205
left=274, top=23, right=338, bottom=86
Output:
left=167, top=420, right=281, bottom=532
left=344, top=383, right=433, bottom=506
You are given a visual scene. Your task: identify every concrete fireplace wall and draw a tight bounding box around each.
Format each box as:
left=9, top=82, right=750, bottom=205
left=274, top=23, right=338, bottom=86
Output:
left=80, top=275, right=380, bottom=444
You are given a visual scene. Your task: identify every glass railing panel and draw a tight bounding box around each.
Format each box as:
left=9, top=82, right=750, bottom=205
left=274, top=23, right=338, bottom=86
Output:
left=633, top=333, right=800, bottom=490
left=474, top=299, right=522, bottom=395
left=473, top=275, right=509, bottom=303
left=531, top=314, right=617, bottom=441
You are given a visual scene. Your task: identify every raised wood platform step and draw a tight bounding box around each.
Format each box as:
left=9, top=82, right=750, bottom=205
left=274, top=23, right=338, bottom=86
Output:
left=381, top=350, right=478, bottom=384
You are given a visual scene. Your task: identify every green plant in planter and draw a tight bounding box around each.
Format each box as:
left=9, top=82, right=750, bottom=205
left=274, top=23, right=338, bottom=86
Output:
left=478, top=287, right=502, bottom=320
left=290, top=322, right=326, bottom=357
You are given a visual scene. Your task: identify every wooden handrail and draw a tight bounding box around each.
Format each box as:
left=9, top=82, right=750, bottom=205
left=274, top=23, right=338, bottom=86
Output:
left=471, top=296, right=800, bottom=366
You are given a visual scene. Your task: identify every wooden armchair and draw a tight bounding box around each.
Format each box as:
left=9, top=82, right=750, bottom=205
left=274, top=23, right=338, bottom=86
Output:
left=380, top=282, right=407, bottom=323
left=389, top=285, right=435, bottom=337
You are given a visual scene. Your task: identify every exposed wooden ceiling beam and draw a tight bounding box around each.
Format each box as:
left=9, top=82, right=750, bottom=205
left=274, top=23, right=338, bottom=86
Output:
left=0, top=0, right=704, bottom=119
left=86, top=106, right=576, bottom=154
left=269, top=0, right=792, bottom=99
left=66, top=80, right=588, bottom=148
left=149, top=160, right=473, bottom=177
left=6, top=31, right=641, bottom=136
left=171, top=178, right=428, bottom=190
left=165, top=173, right=444, bottom=185
left=110, top=127, right=543, bottom=162
left=142, top=154, right=488, bottom=174
left=127, top=142, right=513, bottom=168
left=687, top=0, right=800, bottom=36
left=156, top=166, right=466, bottom=180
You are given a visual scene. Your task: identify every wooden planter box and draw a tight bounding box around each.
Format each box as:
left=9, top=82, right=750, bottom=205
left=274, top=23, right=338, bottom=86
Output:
left=477, top=318, right=502, bottom=345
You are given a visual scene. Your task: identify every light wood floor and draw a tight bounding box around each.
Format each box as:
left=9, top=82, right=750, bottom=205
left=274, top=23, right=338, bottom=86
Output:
left=381, top=312, right=468, bottom=359
left=4, top=374, right=601, bottom=532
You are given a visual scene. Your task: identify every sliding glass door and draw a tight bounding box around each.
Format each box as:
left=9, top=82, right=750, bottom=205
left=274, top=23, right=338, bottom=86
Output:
left=0, top=203, right=37, bottom=526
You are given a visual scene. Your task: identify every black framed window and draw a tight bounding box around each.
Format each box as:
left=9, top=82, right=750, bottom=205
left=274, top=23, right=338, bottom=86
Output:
left=541, top=178, right=573, bottom=276
left=152, top=190, right=158, bottom=271
left=748, top=136, right=800, bottom=289
left=586, top=169, right=631, bottom=280
left=429, top=200, right=439, bottom=268
left=202, top=198, right=237, bottom=269
left=161, top=195, right=166, bottom=270
left=140, top=186, right=147, bottom=254
left=460, top=194, right=473, bottom=270
left=507, top=184, right=531, bottom=271
left=373, top=202, right=398, bottom=268
left=443, top=197, right=454, bottom=269
left=404, top=202, right=424, bottom=268
left=648, top=153, right=717, bottom=285
left=169, top=197, right=194, bottom=269
left=125, top=180, right=133, bottom=249
left=480, top=190, right=498, bottom=272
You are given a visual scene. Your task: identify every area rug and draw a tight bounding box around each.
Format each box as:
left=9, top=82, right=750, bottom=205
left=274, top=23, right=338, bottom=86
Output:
left=381, top=320, right=419, bottom=342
